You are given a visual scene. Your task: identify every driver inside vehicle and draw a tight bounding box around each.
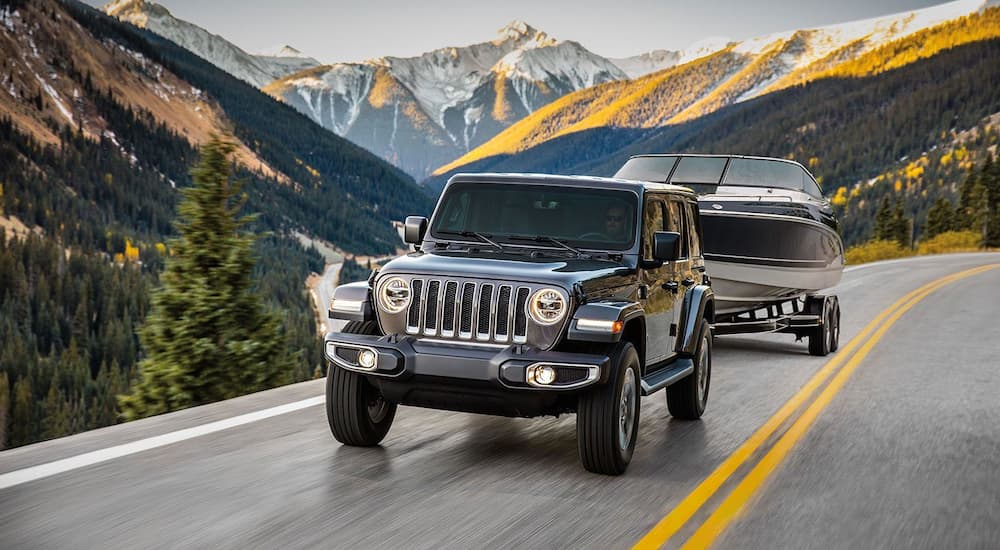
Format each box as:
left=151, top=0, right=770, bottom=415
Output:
left=604, top=205, right=627, bottom=240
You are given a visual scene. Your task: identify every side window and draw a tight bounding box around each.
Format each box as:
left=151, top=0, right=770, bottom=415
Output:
left=685, top=201, right=703, bottom=258
left=642, top=198, right=666, bottom=260
left=666, top=199, right=689, bottom=259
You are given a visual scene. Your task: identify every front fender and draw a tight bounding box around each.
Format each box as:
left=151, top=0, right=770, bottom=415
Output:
left=567, top=300, right=644, bottom=343
left=675, top=285, right=714, bottom=356
left=328, top=281, right=375, bottom=322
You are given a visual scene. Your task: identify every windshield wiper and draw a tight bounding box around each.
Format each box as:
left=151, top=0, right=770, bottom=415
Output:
left=435, top=230, right=507, bottom=252
left=506, top=235, right=591, bottom=258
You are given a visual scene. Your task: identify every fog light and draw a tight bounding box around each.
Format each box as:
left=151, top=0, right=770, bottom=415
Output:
left=357, top=349, right=377, bottom=369
left=535, top=365, right=556, bottom=385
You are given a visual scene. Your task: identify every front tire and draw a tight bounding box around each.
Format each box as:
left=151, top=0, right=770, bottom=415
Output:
left=326, top=321, right=397, bottom=446
left=666, top=320, right=712, bottom=420
left=577, top=342, right=641, bottom=475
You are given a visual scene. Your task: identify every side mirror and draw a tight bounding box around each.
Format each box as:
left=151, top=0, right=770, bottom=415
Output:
left=404, top=216, right=428, bottom=246
left=652, top=231, right=681, bottom=262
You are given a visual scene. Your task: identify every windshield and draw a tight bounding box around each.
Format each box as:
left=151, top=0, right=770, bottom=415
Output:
left=431, top=182, right=638, bottom=250
left=615, top=156, right=676, bottom=183
left=724, top=158, right=821, bottom=197
left=616, top=156, right=823, bottom=198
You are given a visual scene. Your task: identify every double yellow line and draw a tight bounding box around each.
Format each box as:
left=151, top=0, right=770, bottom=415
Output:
left=633, top=263, right=1000, bottom=549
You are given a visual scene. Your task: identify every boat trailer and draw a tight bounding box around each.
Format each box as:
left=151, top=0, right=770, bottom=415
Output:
left=712, top=294, right=841, bottom=356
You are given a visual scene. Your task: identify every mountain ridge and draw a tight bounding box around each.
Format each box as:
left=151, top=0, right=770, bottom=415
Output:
left=262, top=20, right=627, bottom=178
left=104, top=0, right=321, bottom=86
left=435, top=0, right=997, bottom=176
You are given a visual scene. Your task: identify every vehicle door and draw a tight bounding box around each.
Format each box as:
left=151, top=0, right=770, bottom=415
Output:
left=664, top=198, right=694, bottom=343
left=640, top=195, right=676, bottom=364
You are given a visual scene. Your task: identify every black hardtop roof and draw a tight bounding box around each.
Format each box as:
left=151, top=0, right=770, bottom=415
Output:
left=447, top=172, right=695, bottom=196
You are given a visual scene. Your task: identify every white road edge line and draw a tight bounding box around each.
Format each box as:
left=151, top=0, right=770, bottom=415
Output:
left=0, top=395, right=325, bottom=490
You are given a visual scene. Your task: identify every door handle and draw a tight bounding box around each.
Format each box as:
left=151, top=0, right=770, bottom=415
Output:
left=662, top=281, right=679, bottom=292
left=682, top=278, right=696, bottom=287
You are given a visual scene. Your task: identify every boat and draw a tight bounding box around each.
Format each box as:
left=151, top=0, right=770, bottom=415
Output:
left=614, top=154, right=844, bottom=316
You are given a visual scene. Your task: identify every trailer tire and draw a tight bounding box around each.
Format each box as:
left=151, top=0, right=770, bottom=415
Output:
left=808, top=297, right=832, bottom=356
left=829, top=297, right=840, bottom=353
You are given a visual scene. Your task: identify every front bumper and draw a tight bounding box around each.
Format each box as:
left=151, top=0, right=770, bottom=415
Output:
left=324, top=332, right=609, bottom=417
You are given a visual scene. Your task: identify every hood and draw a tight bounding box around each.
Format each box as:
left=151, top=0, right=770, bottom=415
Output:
left=377, top=249, right=636, bottom=291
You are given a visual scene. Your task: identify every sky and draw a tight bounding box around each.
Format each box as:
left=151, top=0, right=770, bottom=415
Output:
left=88, top=0, right=952, bottom=63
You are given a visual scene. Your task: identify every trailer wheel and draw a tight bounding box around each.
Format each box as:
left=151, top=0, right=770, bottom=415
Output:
left=808, top=296, right=832, bottom=356
left=829, top=297, right=840, bottom=352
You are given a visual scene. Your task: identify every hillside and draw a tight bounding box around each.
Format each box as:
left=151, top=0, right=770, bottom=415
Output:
left=436, top=0, right=1000, bottom=176
left=0, top=0, right=431, bottom=448
left=67, top=0, right=434, bottom=253
left=424, top=37, right=1000, bottom=248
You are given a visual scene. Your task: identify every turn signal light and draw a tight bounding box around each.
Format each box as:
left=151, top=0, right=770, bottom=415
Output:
left=576, top=319, right=624, bottom=333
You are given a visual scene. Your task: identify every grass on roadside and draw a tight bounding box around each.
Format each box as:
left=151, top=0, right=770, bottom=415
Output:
left=845, top=230, right=983, bottom=265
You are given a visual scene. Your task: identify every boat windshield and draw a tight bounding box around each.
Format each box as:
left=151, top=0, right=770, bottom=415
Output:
left=431, top=182, right=638, bottom=250
left=724, top=158, right=822, bottom=198
left=615, top=156, right=823, bottom=199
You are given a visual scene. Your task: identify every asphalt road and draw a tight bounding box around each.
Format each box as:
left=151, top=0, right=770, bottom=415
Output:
left=2, top=253, right=999, bottom=549
left=311, top=260, right=343, bottom=334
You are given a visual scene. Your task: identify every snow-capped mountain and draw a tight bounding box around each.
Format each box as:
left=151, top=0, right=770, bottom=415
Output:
left=264, top=21, right=627, bottom=178
left=254, top=45, right=322, bottom=82
left=104, top=0, right=319, bottom=87
left=438, top=0, right=1000, bottom=176
left=610, top=50, right=682, bottom=79
left=673, top=0, right=997, bottom=121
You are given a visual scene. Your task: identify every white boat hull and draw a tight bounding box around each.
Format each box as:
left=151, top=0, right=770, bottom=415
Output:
left=707, top=258, right=843, bottom=315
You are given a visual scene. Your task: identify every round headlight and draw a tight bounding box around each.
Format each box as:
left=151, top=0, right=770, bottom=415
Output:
left=528, top=288, right=567, bottom=326
left=378, top=277, right=411, bottom=313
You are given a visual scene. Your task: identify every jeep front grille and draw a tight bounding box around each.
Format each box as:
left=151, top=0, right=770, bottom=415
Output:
left=405, top=278, right=530, bottom=344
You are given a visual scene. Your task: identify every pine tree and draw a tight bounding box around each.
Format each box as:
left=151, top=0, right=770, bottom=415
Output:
left=982, top=154, right=1000, bottom=247
left=924, top=197, right=955, bottom=239
left=958, top=173, right=976, bottom=230
left=0, top=372, right=9, bottom=450
left=11, top=376, right=33, bottom=447
left=874, top=197, right=894, bottom=240
left=891, top=202, right=912, bottom=248
left=42, top=383, right=71, bottom=440
left=969, top=181, right=990, bottom=248
left=119, top=136, right=291, bottom=420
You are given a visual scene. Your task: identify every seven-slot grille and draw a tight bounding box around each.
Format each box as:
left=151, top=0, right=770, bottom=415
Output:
left=405, top=278, right=531, bottom=343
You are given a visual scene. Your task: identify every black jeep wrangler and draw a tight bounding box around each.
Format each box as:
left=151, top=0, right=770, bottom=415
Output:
left=325, top=173, right=715, bottom=474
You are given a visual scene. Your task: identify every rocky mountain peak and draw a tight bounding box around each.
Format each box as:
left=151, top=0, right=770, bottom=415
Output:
left=495, top=20, right=555, bottom=48
left=104, top=0, right=170, bottom=19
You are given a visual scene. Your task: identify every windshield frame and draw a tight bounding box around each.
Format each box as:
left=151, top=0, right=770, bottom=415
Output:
left=427, top=181, right=643, bottom=254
